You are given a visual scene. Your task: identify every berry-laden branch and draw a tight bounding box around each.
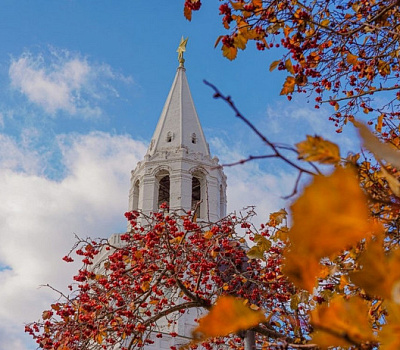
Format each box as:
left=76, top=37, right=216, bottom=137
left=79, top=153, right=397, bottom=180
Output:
left=26, top=209, right=308, bottom=349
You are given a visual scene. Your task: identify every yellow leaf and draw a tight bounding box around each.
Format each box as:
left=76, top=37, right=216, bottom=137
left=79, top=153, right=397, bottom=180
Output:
left=349, top=238, right=388, bottom=298
left=289, top=167, right=379, bottom=259
left=285, top=58, right=295, bottom=74
left=192, top=296, right=266, bottom=340
left=269, top=60, right=280, bottom=72
left=234, top=33, right=247, bottom=50
left=280, top=76, right=295, bottom=95
left=241, top=28, right=259, bottom=40
left=222, top=45, right=238, bottom=60
left=378, top=60, right=391, bottom=76
left=252, top=0, right=262, bottom=9
left=230, top=1, right=244, bottom=10
left=376, top=113, right=384, bottom=133
left=275, top=226, right=289, bottom=242
left=249, top=303, right=260, bottom=310
left=254, top=234, right=271, bottom=251
left=141, top=281, right=150, bottom=292
left=42, top=310, right=52, bottom=320
left=51, top=303, right=60, bottom=311
left=354, top=120, right=400, bottom=169
left=334, top=101, right=339, bottom=111
left=282, top=251, right=321, bottom=292
left=203, top=230, right=213, bottom=239
left=247, top=246, right=265, bottom=260
left=346, top=53, right=358, bottom=66
left=247, top=234, right=271, bottom=259
left=296, top=135, right=340, bottom=164
left=350, top=239, right=400, bottom=301
left=311, top=296, right=375, bottom=348
left=380, top=301, right=400, bottom=350
left=214, top=35, right=223, bottom=48
left=269, top=208, right=287, bottom=226
left=283, top=25, right=292, bottom=37
left=95, top=333, right=103, bottom=344
left=380, top=164, right=400, bottom=197
left=321, top=18, right=330, bottom=27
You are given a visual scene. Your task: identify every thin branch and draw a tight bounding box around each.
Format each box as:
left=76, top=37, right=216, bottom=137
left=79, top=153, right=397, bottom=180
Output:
left=220, top=154, right=279, bottom=167
left=204, top=80, right=317, bottom=177
left=321, top=85, right=400, bottom=104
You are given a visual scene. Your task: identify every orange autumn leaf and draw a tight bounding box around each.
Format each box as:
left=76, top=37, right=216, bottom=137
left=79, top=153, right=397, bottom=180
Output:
left=42, top=310, right=52, bottom=320
left=376, top=113, right=384, bottom=133
left=269, top=208, right=287, bottom=226
left=378, top=60, right=391, bottom=76
left=350, top=239, right=400, bottom=301
left=379, top=163, right=400, bottom=197
left=203, top=230, right=213, bottom=239
left=380, top=301, right=400, bottom=350
left=280, top=76, right=295, bottom=95
left=282, top=251, right=321, bottom=292
left=192, top=296, right=266, bottom=340
left=252, top=0, right=262, bottom=9
left=141, top=281, right=150, bottom=292
left=288, top=167, right=378, bottom=259
left=285, top=58, right=295, bottom=74
left=311, top=295, right=375, bottom=348
left=222, top=44, right=238, bottom=60
left=230, top=1, right=244, bottom=10
left=95, top=333, right=103, bottom=344
left=320, top=18, right=330, bottom=27
left=346, top=53, right=358, bottom=66
left=269, top=59, right=280, bottom=72
left=234, top=33, right=247, bottom=50
left=296, top=135, right=340, bottom=164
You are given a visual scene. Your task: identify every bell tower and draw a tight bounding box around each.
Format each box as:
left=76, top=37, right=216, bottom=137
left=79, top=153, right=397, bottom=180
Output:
left=129, top=38, right=227, bottom=222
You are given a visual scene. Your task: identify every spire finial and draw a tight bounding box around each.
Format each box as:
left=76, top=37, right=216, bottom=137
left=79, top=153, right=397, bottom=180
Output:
left=177, top=36, right=188, bottom=68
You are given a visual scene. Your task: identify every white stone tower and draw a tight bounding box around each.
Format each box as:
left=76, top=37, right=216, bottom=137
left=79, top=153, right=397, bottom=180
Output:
left=128, top=40, right=227, bottom=222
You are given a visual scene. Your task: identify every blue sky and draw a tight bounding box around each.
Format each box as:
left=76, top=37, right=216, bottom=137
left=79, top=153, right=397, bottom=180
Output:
left=0, top=2, right=361, bottom=349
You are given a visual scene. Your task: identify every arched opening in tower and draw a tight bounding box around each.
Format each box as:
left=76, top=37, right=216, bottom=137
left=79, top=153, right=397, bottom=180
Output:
left=132, top=180, right=140, bottom=211
left=191, top=177, right=201, bottom=217
left=158, top=175, right=170, bottom=208
left=220, top=184, right=226, bottom=218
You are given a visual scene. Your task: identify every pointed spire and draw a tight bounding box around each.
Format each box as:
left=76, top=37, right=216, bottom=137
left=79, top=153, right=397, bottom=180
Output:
left=146, top=39, right=210, bottom=158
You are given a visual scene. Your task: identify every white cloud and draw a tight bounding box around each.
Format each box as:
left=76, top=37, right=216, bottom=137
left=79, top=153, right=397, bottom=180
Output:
left=210, top=137, right=297, bottom=225
left=0, top=131, right=294, bottom=349
left=264, top=99, right=361, bottom=155
left=0, top=133, right=42, bottom=174
left=9, top=50, right=132, bottom=117
left=0, top=132, right=146, bottom=349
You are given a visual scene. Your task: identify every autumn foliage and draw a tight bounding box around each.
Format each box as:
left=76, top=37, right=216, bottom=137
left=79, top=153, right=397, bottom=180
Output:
left=27, top=209, right=300, bottom=349
left=26, top=1, right=400, bottom=349
left=187, top=0, right=400, bottom=133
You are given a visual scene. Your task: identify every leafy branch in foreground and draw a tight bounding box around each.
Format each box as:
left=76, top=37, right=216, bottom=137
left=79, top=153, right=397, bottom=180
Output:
left=187, top=0, right=400, bottom=133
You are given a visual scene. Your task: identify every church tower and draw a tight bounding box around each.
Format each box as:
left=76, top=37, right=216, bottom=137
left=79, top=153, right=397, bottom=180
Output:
left=128, top=39, right=227, bottom=222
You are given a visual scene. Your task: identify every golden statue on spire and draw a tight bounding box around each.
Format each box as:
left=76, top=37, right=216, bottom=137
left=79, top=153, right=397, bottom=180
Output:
left=177, top=36, right=188, bottom=67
